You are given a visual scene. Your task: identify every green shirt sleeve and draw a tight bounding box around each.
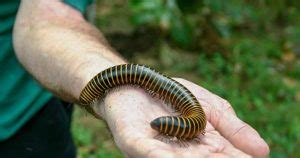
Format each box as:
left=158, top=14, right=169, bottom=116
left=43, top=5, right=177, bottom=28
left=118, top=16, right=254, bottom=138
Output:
left=63, top=0, right=94, bottom=14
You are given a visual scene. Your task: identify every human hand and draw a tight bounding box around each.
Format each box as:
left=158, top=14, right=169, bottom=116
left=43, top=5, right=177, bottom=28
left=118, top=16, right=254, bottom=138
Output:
left=95, top=78, right=269, bottom=158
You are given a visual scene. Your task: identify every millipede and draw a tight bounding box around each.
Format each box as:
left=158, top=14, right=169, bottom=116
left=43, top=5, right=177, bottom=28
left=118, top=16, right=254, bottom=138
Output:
left=79, top=64, right=206, bottom=141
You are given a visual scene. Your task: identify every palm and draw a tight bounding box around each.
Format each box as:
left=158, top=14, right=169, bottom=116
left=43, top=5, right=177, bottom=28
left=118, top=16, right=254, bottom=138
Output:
left=99, top=78, right=269, bottom=158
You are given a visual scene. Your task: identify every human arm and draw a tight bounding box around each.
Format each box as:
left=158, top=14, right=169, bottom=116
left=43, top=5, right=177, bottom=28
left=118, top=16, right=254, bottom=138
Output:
left=13, top=0, right=269, bottom=157
left=13, top=0, right=126, bottom=103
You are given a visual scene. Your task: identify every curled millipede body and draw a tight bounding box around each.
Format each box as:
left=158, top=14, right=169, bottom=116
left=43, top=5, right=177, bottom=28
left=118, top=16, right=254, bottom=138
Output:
left=80, top=64, right=206, bottom=139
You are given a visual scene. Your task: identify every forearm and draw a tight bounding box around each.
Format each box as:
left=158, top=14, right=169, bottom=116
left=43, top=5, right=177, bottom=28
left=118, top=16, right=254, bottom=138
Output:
left=13, top=0, right=126, bottom=102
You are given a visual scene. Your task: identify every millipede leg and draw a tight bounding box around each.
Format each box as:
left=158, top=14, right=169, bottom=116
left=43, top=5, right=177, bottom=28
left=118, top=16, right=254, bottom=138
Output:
left=163, top=100, right=170, bottom=106
left=171, top=109, right=180, bottom=115
left=193, top=137, right=202, bottom=144
left=154, top=134, right=167, bottom=143
left=177, top=138, right=189, bottom=148
left=147, top=90, right=158, bottom=98
left=154, top=134, right=175, bottom=145
left=201, top=130, right=206, bottom=135
left=154, top=133, right=161, bottom=140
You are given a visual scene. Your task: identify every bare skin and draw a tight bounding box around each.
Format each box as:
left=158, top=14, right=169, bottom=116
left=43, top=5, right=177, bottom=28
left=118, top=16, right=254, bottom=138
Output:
left=13, top=0, right=269, bottom=157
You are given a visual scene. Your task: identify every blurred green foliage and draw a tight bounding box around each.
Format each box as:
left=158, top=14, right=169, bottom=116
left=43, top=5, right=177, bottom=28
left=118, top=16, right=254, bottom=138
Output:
left=72, top=108, right=123, bottom=158
left=130, top=0, right=193, bottom=46
left=72, top=0, right=300, bottom=157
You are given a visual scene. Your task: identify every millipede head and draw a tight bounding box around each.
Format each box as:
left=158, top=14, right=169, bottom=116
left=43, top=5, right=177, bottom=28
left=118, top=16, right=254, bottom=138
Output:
left=150, top=118, right=161, bottom=132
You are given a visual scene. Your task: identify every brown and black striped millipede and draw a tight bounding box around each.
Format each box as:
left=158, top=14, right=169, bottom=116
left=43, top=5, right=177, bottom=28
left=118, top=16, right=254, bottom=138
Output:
left=79, top=64, right=206, bottom=140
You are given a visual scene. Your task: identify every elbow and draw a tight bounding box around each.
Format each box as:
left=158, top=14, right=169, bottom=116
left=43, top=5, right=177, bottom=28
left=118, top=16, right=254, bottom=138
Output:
left=12, top=18, right=29, bottom=64
left=12, top=2, right=37, bottom=63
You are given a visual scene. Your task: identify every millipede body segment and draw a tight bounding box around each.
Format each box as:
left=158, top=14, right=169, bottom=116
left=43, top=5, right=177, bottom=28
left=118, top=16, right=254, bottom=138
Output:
left=80, top=64, right=206, bottom=139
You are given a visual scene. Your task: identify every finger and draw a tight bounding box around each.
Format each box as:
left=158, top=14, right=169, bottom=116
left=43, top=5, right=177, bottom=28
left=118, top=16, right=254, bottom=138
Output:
left=173, top=78, right=236, bottom=115
left=215, top=114, right=269, bottom=158
left=223, top=145, right=252, bottom=158
left=201, top=130, right=251, bottom=158
left=175, top=78, right=269, bottom=157
left=122, top=137, right=176, bottom=158
left=206, top=153, right=231, bottom=158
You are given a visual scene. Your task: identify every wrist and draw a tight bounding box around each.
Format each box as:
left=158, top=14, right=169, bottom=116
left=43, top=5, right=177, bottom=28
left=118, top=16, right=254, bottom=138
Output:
left=75, top=60, right=127, bottom=118
left=74, top=56, right=126, bottom=101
